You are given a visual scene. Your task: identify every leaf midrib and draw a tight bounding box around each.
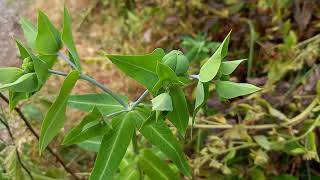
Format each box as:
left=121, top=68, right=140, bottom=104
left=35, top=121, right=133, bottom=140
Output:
left=135, top=111, right=189, bottom=174
left=110, top=56, right=156, bottom=75
left=140, top=156, right=169, bottom=180
left=68, top=100, right=123, bottom=108
left=98, top=113, right=130, bottom=180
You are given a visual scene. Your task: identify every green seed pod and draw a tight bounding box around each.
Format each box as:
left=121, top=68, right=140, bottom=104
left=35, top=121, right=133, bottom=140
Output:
left=161, top=50, right=189, bottom=75
left=22, top=57, right=34, bottom=73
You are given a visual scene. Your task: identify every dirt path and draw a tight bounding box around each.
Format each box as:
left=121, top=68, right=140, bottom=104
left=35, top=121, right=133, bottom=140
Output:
left=0, top=0, right=27, bottom=67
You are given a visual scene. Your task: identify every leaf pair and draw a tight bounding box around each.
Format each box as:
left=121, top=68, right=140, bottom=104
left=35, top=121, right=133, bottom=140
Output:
left=90, top=109, right=191, bottom=179
left=62, top=106, right=111, bottom=146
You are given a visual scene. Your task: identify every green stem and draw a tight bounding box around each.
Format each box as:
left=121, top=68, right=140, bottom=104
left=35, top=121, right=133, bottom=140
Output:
left=80, top=74, right=128, bottom=108
left=48, top=69, right=128, bottom=109
left=130, top=90, right=149, bottom=110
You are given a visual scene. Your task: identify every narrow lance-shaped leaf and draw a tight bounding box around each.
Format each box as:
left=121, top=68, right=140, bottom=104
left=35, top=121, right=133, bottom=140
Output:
left=9, top=91, right=29, bottom=110
left=106, top=48, right=165, bottom=91
left=20, top=17, right=37, bottom=49
left=61, top=6, right=82, bottom=71
left=134, top=110, right=191, bottom=177
left=151, top=93, right=173, bottom=112
left=216, top=81, right=261, bottom=99
left=0, top=67, right=23, bottom=84
left=36, top=11, right=61, bottom=55
left=62, top=106, right=111, bottom=146
left=90, top=112, right=135, bottom=180
left=0, top=73, right=38, bottom=92
left=77, top=136, right=102, bottom=153
left=39, top=70, right=80, bottom=152
left=199, top=31, right=231, bottom=82
left=138, top=149, right=179, bottom=180
left=15, top=39, right=31, bottom=60
left=220, top=59, right=247, bottom=75
left=68, top=93, right=127, bottom=115
left=168, top=86, right=189, bottom=136
left=192, top=81, right=209, bottom=125
left=115, top=166, right=140, bottom=180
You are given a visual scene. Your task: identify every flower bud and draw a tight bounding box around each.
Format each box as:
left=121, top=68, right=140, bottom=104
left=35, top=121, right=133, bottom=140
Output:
left=22, top=57, right=34, bottom=73
left=161, top=50, right=189, bottom=75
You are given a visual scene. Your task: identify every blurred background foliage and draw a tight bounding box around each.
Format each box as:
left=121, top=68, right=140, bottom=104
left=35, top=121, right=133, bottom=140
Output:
left=1, top=0, right=320, bottom=179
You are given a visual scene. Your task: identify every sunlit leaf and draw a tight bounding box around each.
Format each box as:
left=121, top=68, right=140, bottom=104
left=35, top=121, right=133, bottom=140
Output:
left=168, top=86, right=189, bottom=136
left=20, top=17, right=37, bottom=49
left=151, top=93, right=173, bottom=112
left=68, top=93, right=127, bottom=115
left=220, top=59, right=247, bottom=75
left=199, top=31, right=231, bottom=82
left=192, top=81, right=209, bottom=125
left=39, top=70, right=80, bottom=152
left=61, top=6, right=82, bottom=70
left=106, top=48, right=165, bottom=91
left=35, top=11, right=61, bottom=55
left=0, top=73, right=38, bottom=92
left=0, top=67, right=23, bottom=85
left=216, top=81, right=261, bottom=99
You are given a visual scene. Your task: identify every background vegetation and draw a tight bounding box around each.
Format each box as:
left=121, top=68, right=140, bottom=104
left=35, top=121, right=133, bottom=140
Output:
left=0, top=0, right=320, bottom=179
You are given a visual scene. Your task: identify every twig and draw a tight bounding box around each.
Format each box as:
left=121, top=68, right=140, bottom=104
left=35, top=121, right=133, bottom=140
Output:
left=0, top=114, right=33, bottom=180
left=57, top=52, right=77, bottom=70
left=48, top=69, right=128, bottom=109
left=0, top=93, right=79, bottom=180
left=130, top=90, right=149, bottom=110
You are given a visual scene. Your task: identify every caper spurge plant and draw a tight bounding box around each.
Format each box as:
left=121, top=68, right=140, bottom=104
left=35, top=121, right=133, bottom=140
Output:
left=0, top=7, right=261, bottom=179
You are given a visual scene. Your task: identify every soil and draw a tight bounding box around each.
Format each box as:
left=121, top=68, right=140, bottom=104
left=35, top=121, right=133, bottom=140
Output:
left=0, top=0, right=27, bottom=67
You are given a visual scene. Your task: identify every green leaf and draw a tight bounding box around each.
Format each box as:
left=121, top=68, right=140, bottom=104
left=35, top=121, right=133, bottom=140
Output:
left=32, top=56, right=50, bottom=87
left=20, top=17, right=37, bottom=49
left=168, top=86, right=189, bottom=136
left=39, top=70, right=80, bottom=152
left=199, top=31, right=231, bottom=82
left=61, top=6, right=82, bottom=71
left=15, top=40, right=51, bottom=86
left=0, top=67, right=23, bottom=84
left=115, top=166, right=140, bottom=180
left=151, top=93, right=173, bottom=112
left=133, top=110, right=191, bottom=177
left=138, top=149, right=179, bottom=180
left=106, top=48, right=165, bottom=91
left=152, top=62, right=182, bottom=93
left=0, top=73, right=38, bottom=92
left=77, top=136, right=102, bottom=152
left=62, top=107, right=111, bottom=146
left=35, top=11, right=61, bottom=55
left=90, top=112, right=135, bottom=180
left=68, top=93, right=127, bottom=115
left=38, top=55, right=57, bottom=68
left=216, top=81, right=261, bottom=99
left=220, top=59, right=247, bottom=75
left=306, top=132, right=319, bottom=162
left=15, top=39, right=31, bottom=59
left=8, top=92, right=29, bottom=110
left=192, top=81, right=209, bottom=125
